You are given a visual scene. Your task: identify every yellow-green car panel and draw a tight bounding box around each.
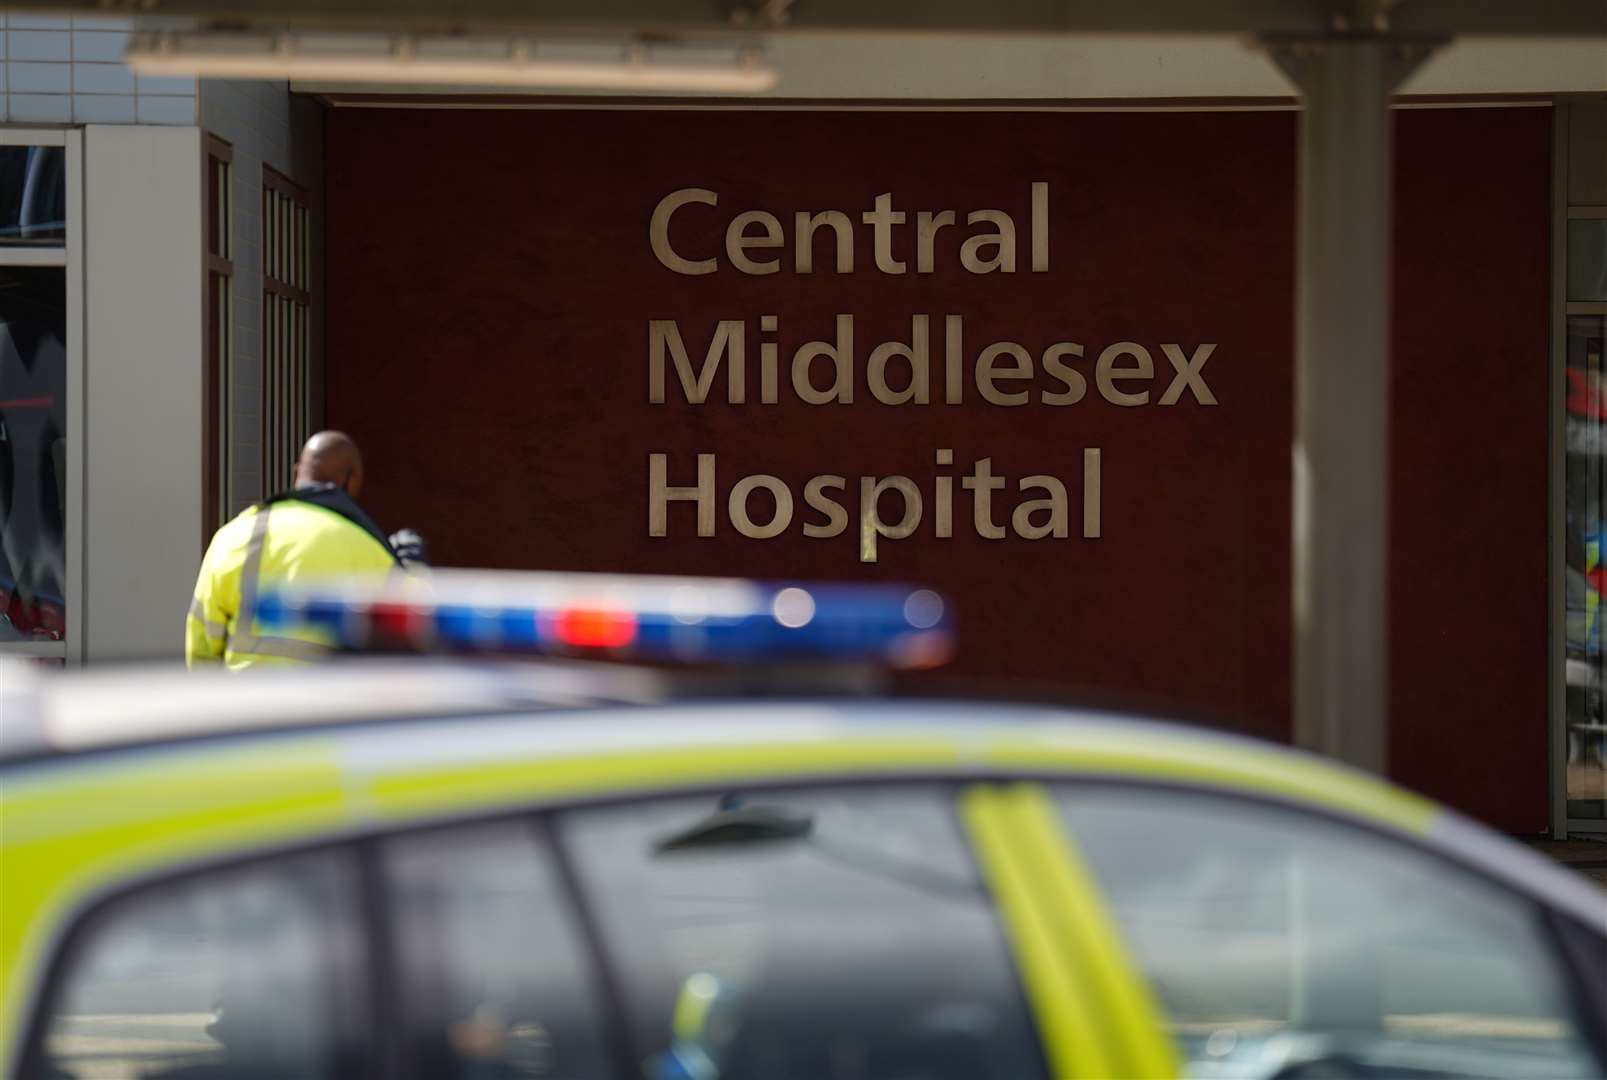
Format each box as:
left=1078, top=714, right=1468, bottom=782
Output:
left=963, top=783, right=1125, bottom=1078
left=0, top=708, right=1443, bottom=1071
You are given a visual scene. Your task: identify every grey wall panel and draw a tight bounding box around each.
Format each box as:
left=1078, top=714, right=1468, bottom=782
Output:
left=83, top=124, right=204, bottom=662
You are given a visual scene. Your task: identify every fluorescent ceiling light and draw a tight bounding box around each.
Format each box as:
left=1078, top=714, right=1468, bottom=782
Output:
left=125, top=31, right=778, bottom=92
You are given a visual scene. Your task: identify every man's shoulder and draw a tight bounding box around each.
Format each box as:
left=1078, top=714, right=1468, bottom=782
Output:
left=211, top=504, right=264, bottom=544
left=267, top=499, right=397, bottom=565
left=273, top=488, right=398, bottom=562
left=273, top=497, right=379, bottom=536
left=198, top=505, right=264, bottom=572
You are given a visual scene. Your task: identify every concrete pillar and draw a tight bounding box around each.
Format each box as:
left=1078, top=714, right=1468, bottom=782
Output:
left=1266, top=36, right=1439, bottom=773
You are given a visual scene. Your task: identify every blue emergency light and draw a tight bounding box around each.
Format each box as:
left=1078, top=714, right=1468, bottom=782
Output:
left=250, top=570, right=954, bottom=669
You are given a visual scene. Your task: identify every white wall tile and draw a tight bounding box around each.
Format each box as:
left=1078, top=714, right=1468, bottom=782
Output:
left=9, top=61, right=71, bottom=93
left=0, top=33, right=8, bottom=60
left=136, top=73, right=195, bottom=95
left=8, top=15, right=71, bottom=31
left=71, top=15, right=134, bottom=32
left=10, top=93, right=71, bottom=121
left=73, top=62, right=135, bottom=94
left=73, top=93, right=136, bottom=123
left=70, top=30, right=129, bottom=62
left=9, top=31, right=71, bottom=62
left=136, top=94, right=196, bottom=125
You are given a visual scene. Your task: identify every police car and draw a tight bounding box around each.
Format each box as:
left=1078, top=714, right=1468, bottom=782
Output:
left=2, top=572, right=1604, bottom=1080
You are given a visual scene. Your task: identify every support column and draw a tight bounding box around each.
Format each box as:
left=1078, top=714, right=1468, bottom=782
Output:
left=1267, top=35, right=1439, bottom=774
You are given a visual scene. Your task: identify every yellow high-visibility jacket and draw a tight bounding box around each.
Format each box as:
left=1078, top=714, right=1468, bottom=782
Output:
left=186, top=489, right=399, bottom=669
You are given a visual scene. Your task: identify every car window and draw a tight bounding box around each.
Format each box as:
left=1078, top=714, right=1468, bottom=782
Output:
left=1052, top=784, right=1604, bottom=1080
left=382, top=818, right=612, bottom=1080
left=558, top=784, right=1049, bottom=1080
left=34, top=849, right=366, bottom=1080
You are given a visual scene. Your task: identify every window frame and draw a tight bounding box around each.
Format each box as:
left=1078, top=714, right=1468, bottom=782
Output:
left=260, top=165, right=313, bottom=497
left=0, top=128, right=83, bottom=666
left=366, top=813, right=638, bottom=1080
left=533, top=814, right=645, bottom=1080
left=17, top=767, right=1607, bottom=1079
left=546, top=779, right=1060, bottom=1080
left=1552, top=100, right=1607, bottom=838
left=19, top=837, right=378, bottom=1080
left=1043, top=776, right=1607, bottom=1073
left=203, top=135, right=235, bottom=540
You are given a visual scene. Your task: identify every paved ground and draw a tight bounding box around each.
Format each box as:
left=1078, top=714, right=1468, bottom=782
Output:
left=1526, top=837, right=1607, bottom=888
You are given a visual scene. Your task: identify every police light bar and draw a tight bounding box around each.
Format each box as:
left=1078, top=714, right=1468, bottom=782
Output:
left=250, top=570, right=954, bottom=669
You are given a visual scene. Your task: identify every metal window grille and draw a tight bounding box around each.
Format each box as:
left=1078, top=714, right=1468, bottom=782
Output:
left=261, top=166, right=312, bottom=496
left=204, top=136, right=234, bottom=530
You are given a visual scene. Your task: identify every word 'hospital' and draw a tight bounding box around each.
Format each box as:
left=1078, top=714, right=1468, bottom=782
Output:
left=650, top=450, right=1102, bottom=563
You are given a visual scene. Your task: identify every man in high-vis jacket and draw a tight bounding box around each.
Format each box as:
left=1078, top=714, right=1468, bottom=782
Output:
left=186, top=431, right=403, bottom=669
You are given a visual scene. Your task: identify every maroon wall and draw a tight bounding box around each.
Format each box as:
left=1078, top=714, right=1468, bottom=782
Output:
left=324, top=106, right=1550, bottom=830
left=1389, top=108, right=1551, bottom=830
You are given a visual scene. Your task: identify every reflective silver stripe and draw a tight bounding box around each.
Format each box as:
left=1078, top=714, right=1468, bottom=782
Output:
left=187, top=596, right=227, bottom=641
left=230, top=506, right=275, bottom=654
left=228, top=507, right=330, bottom=663
left=236, top=635, right=330, bottom=662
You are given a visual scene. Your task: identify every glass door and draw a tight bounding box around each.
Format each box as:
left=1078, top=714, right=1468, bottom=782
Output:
left=1564, top=311, right=1605, bottom=825
left=1557, top=102, right=1607, bottom=833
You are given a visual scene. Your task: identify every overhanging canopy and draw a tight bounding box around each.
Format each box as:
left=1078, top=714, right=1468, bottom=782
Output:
left=6, top=0, right=1607, bottom=37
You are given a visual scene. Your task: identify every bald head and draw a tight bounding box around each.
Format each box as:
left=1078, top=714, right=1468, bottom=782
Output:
left=295, top=431, right=365, bottom=498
